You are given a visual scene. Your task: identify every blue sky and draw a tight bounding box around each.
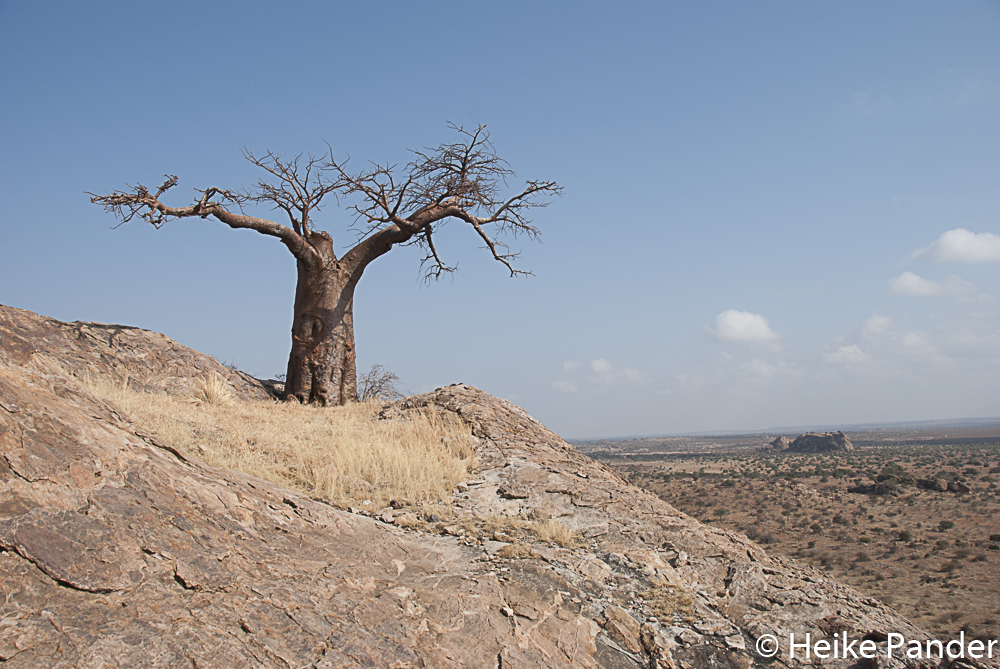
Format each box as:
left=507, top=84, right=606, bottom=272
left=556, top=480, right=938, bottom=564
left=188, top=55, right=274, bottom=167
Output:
left=2, top=2, right=999, bottom=438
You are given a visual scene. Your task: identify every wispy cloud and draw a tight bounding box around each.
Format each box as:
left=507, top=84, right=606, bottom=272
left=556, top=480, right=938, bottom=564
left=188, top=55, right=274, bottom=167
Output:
left=823, top=344, right=871, bottom=365
left=740, top=359, right=777, bottom=377
left=863, top=314, right=892, bottom=337
left=554, top=357, right=647, bottom=392
left=709, top=309, right=778, bottom=343
left=551, top=380, right=577, bottom=393
left=911, top=228, right=1000, bottom=263
left=888, top=271, right=974, bottom=297
left=589, top=358, right=646, bottom=385
left=590, top=358, right=613, bottom=373
left=852, top=91, right=894, bottom=115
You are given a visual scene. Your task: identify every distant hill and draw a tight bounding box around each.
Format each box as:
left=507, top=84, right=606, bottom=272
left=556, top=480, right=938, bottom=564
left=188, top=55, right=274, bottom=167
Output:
left=571, top=416, right=1000, bottom=444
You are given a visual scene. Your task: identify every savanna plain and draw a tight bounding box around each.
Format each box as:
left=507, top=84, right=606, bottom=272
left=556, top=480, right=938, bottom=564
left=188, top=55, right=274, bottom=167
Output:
left=578, top=428, right=1000, bottom=643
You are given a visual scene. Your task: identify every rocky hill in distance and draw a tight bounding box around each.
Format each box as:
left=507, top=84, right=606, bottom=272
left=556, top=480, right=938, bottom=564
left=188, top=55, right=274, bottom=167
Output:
left=0, top=304, right=973, bottom=668
left=769, top=432, right=856, bottom=453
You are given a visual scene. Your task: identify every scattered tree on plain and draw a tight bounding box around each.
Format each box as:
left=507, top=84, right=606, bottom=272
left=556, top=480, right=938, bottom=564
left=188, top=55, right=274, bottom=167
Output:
left=90, top=125, right=560, bottom=405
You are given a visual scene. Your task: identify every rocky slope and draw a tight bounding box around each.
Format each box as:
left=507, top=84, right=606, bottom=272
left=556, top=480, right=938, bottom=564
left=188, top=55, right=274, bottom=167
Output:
left=0, top=305, right=970, bottom=668
left=0, top=304, right=272, bottom=401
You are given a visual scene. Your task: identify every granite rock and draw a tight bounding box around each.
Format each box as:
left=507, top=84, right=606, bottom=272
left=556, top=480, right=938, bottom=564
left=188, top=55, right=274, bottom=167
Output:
left=0, top=306, right=972, bottom=668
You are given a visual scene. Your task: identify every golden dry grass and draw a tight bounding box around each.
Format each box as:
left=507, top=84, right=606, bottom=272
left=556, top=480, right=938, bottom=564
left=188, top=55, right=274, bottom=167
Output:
left=638, top=577, right=696, bottom=622
left=84, top=373, right=475, bottom=509
left=529, top=518, right=578, bottom=546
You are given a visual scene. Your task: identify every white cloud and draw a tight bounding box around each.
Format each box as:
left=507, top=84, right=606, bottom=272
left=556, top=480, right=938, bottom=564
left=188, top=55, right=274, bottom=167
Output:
left=740, top=359, right=776, bottom=377
left=709, top=309, right=778, bottom=343
left=888, top=271, right=974, bottom=297
left=912, top=228, right=1000, bottom=263
left=824, top=345, right=871, bottom=365
left=590, top=358, right=613, bottom=373
left=563, top=360, right=581, bottom=372
left=576, top=358, right=650, bottom=386
left=863, top=315, right=892, bottom=337
left=900, top=331, right=936, bottom=356
left=622, top=367, right=643, bottom=383
left=551, top=380, right=577, bottom=393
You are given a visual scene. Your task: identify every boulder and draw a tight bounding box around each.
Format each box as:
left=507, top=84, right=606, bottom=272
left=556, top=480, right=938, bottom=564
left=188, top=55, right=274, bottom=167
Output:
left=947, top=480, right=972, bottom=494
left=848, top=482, right=901, bottom=496
left=787, top=430, right=855, bottom=453
left=875, top=472, right=915, bottom=486
left=917, top=478, right=947, bottom=492
left=767, top=436, right=791, bottom=450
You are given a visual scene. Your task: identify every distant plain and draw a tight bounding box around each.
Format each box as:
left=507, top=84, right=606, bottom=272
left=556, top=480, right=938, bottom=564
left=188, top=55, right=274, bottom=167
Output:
left=583, top=425, right=1000, bottom=642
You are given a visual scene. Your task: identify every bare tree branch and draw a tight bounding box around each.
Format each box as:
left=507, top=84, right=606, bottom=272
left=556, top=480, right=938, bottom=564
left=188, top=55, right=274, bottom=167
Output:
left=87, top=176, right=320, bottom=262
left=89, top=124, right=558, bottom=280
left=328, top=123, right=561, bottom=279
left=417, top=224, right=458, bottom=281
left=90, top=125, right=559, bottom=406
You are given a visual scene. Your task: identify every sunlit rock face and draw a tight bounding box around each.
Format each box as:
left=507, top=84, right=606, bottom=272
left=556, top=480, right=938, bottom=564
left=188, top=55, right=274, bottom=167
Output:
left=0, top=305, right=930, bottom=668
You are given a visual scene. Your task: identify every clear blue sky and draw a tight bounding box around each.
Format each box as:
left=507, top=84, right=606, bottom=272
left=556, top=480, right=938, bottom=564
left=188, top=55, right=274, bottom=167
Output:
left=2, top=2, right=998, bottom=438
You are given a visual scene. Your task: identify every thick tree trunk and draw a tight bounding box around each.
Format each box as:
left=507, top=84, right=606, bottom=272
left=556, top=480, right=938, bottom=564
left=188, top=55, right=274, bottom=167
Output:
left=282, top=234, right=362, bottom=406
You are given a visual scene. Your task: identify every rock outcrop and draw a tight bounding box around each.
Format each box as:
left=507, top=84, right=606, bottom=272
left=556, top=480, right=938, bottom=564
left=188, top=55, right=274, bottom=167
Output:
left=787, top=431, right=855, bottom=453
left=766, top=436, right=790, bottom=451
left=0, top=306, right=956, bottom=668
left=0, top=304, right=271, bottom=401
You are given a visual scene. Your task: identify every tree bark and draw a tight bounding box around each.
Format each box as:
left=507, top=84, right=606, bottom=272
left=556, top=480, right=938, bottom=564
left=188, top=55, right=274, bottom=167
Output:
left=282, top=232, right=362, bottom=406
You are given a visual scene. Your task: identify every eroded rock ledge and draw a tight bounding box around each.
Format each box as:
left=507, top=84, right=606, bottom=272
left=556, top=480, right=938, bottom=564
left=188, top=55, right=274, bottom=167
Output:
left=0, top=306, right=964, bottom=668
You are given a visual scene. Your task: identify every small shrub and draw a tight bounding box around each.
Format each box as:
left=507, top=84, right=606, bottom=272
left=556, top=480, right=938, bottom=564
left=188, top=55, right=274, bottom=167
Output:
left=358, top=364, right=403, bottom=402
left=939, top=520, right=955, bottom=531
left=193, top=372, right=235, bottom=406
left=498, top=543, right=535, bottom=559
left=529, top=519, right=577, bottom=547
left=940, top=560, right=961, bottom=573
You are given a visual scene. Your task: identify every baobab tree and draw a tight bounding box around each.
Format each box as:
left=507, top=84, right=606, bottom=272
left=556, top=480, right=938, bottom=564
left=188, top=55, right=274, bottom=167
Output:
left=90, top=125, right=560, bottom=406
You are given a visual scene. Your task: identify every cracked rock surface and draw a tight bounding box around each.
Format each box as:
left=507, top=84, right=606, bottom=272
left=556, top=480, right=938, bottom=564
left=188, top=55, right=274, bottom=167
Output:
left=0, top=305, right=973, bottom=668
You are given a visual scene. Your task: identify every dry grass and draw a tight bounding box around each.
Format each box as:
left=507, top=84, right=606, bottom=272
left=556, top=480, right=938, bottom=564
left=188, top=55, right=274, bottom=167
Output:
left=83, top=373, right=475, bottom=509
left=192, top=372, right=235, bottom=406
left=639, top=577, right=696, bottom=622
left=529, top=518, right=578, bottom=547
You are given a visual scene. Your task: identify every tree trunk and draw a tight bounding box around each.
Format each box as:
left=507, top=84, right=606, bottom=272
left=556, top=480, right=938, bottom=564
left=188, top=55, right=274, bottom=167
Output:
left=282, top=234, right=362, bottom=406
